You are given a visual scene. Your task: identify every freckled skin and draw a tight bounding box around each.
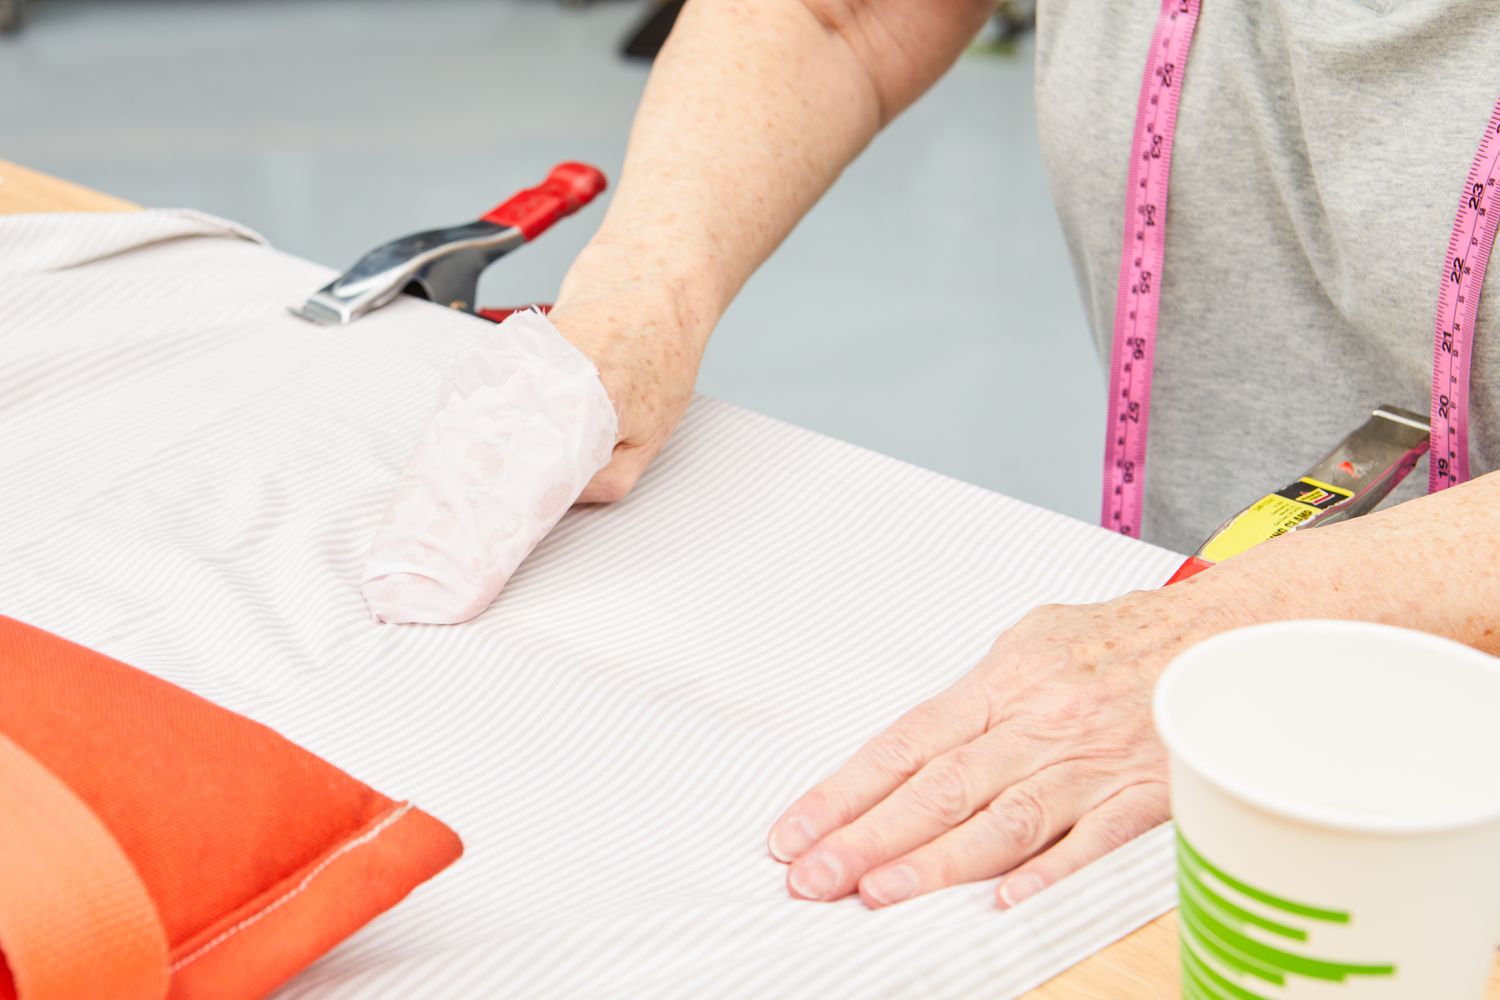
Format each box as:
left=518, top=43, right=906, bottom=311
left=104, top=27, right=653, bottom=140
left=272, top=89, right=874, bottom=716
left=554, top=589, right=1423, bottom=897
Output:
left=544, top=0, right=993, bottom=504
left=530, top=0, right=1500, bottom=914
left=768, top=488, right=1500, bottom=909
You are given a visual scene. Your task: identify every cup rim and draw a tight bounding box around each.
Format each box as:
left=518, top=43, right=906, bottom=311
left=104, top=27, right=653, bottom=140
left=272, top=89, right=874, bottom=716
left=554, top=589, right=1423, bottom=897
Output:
left=1154, top=619, right=1500, bottom=836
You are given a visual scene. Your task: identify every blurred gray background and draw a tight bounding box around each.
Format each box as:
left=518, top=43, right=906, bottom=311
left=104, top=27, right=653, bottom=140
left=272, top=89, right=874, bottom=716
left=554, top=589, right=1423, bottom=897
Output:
left=0, top=0, right=1102, bottom=522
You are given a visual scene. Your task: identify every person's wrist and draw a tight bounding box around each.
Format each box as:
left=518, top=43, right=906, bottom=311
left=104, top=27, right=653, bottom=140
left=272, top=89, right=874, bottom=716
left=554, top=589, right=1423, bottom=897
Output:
left=545, top=234, right=710, bottom=459
left=1093, top=555, right=1270, bottom=677
left=1156, top=531, right=1321, bottom=642
left=554, top=232, right=719, bottom=354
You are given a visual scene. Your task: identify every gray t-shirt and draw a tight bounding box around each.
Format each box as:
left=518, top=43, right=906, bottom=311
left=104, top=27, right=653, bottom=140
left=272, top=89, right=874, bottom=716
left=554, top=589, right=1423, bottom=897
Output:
left=1035, top=0, right=1500, bottom=554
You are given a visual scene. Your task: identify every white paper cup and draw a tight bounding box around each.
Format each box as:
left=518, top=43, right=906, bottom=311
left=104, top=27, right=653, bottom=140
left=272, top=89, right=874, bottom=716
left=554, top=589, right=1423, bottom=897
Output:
left=1154, top=620, right=1500, bottom=999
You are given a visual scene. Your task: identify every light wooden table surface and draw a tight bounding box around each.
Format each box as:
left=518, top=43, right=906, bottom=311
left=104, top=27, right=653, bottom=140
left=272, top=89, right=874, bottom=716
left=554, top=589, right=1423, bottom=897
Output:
left=4, top=158, right=1497, bottom=1000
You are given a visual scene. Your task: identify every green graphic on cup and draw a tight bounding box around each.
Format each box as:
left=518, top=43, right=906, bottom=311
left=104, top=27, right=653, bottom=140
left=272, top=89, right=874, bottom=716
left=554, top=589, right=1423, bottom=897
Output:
left=1155, top=621, right=1500, bottom=1000
left=1175, top=829, right=1394, bottom=999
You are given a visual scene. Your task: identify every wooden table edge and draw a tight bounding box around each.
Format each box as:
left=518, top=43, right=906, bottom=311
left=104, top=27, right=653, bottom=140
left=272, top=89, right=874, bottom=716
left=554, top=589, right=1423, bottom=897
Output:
left=0, top=161, right=137, bottom=214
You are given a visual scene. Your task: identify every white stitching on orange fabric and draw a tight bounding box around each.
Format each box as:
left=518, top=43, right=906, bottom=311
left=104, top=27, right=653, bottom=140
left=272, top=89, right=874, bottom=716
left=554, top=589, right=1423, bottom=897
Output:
left=168, top=801, right=416, bottom=973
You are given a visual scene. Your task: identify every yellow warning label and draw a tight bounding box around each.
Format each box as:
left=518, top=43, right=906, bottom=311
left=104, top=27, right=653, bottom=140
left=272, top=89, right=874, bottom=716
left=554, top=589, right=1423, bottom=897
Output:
left=1199, top=477, right=1354, bottom=564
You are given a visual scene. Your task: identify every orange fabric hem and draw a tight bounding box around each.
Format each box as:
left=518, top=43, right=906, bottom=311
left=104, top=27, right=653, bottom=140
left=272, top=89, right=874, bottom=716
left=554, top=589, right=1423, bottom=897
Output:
left=166, top=802, right=463, bottom=1000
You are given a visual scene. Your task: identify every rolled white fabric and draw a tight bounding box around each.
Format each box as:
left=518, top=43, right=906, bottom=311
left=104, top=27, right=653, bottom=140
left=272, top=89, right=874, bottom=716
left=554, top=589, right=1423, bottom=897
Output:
left=361, top=311, right=617, bottom=624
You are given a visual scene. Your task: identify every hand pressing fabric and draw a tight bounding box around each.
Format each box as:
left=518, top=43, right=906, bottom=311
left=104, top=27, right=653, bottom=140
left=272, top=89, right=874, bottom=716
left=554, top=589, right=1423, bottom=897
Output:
left=767, top=569, right=1253, bottom=909
left=360, top=239, right=707, bottom=626
left=360, top=310, right=618, bottom=625
left=768, top=474, right=1500, bottom=909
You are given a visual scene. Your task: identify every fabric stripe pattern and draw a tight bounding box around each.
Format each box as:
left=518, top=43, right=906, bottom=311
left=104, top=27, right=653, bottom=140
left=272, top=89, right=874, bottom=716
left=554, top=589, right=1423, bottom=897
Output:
left=0, top=210, right=1186, bottom=999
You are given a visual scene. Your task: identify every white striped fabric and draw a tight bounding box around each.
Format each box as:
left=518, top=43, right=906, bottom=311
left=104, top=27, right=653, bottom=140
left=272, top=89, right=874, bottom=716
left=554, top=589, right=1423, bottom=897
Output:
left=0, top=210, right=1186, bottom=999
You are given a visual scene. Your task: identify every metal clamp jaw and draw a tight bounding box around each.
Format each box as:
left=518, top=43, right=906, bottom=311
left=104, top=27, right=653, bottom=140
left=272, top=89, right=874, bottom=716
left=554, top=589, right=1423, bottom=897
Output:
left=291, top=162, right=607, bottom=326
left=1165, top=405, right=1431, bottom=584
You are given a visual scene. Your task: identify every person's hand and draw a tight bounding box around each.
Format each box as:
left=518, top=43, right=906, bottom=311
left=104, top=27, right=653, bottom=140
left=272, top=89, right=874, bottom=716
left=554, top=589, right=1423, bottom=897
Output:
left=766, top=579, right=1252, bottom=909
left=548, top=235, right=710, bottom=504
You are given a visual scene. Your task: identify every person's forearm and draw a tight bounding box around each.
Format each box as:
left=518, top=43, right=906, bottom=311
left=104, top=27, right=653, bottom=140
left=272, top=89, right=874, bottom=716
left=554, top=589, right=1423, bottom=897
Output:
left=1179, top=470, right=1500, bottom=653
left=560, top=0, right=992, bottom=346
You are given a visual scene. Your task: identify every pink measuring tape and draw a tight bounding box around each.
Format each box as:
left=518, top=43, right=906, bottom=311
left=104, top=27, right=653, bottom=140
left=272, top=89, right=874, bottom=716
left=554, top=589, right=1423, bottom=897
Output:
left=1431, top=104, right=1500, bottom=489
left=1102, top=0, right=1500, bottom=536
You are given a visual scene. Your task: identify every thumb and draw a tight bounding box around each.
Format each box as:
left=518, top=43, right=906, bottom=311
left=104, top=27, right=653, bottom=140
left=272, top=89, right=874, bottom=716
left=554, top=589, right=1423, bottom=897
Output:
left=577, top=441, right=662, bottom=504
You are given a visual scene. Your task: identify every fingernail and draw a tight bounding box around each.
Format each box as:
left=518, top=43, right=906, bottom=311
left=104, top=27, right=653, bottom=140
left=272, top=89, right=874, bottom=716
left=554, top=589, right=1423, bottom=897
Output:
left=789, top=852, right=843, bottom=900
left=998, top=872, right=1045, bottom=908
left=863, top=866, right=919, bottom=906
left=769, top=815, right=816, bottom=862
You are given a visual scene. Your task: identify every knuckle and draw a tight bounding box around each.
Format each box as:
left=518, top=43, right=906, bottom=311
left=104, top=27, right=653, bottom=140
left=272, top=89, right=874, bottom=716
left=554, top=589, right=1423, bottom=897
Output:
left=985, top=785, right=1049, bottom=850
left=903, top=695, right=950, bottom=730
left=1071, top=714, right=1166, bottom=774
left=795, top=786, right=849, bottom=830
left=918, top=848, right=968, bottom=891
left=1091, top=786, right=1169, bottom=852
left=824, top=825, right=881, bottom=870
left=1085, top=813, right=1140, bottom=855
left=919, top=847, right=961, bottom=888
left=907, top=761, right=977, bottom=827
left=863, top=727, right=926, bottom=781
left=797, top=787, right=831, bottom=819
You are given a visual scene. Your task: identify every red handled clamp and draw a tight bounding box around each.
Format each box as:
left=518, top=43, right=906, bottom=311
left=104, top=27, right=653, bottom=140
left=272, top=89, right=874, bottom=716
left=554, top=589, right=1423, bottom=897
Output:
left=290, top=162, right=606, bottom=326
left=1160, top=406, right=1430, bottom=586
